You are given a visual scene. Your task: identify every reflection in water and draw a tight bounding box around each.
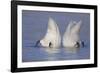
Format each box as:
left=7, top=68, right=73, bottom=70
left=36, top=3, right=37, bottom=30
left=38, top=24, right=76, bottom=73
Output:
left=63, top=47, right=80, bottom=54
left=42, top=47, right=60, bottom=61
left=43, top=47, right=60, bottom=54
left=22, top=45, right=90, bottom=62
left=41, top=47, right=80, bottom=61
left=62, top=47, right=80, bottom=60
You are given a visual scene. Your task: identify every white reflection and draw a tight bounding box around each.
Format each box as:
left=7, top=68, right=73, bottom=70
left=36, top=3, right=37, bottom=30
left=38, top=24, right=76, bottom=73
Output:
left=43, top=47, right=60, bottom=61
left=44, top=47, right=60, bottom=54
left=64, top=47, right=80, bottom=54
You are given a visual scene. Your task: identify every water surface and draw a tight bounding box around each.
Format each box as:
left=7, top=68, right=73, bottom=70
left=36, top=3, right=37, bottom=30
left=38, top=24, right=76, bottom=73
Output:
left=22, top=10, right=90, bottom=62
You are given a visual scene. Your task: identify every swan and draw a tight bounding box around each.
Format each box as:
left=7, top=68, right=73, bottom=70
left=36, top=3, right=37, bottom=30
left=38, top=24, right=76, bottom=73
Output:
left=35, top=17, right=61, bottom=48
left=63, top=20, right=83, bottom=48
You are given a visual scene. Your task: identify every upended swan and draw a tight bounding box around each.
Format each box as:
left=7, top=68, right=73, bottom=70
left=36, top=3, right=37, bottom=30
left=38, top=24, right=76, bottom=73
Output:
left=63, top=20, right=84, bottom=48
left=35, top=17, right=61, bottom=48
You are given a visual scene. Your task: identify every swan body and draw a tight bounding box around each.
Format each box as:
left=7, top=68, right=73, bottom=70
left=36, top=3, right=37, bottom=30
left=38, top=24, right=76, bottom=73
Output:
left=40, top=17, right=61, bottom=48
left=63, top=20, right=82, bottom=48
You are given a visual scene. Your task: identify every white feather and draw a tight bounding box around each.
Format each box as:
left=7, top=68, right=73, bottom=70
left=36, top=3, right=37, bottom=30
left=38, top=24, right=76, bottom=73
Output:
left=63, top=20, right=82, bottom=47
left=40, top=17, right=61, bottom=48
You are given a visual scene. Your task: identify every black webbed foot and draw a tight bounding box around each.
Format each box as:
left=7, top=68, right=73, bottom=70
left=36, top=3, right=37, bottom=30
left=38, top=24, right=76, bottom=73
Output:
left=35, top=40, right=40, bottom=47
left=49, top=42, right=53, bottom=48
left=81, top=41, right=84, bottom=47
left=74, top=42, right=80, bottom=48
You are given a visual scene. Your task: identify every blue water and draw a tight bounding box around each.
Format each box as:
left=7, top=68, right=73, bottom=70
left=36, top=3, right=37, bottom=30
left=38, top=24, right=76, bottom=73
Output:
left=22, top=10, right=90, bottom=62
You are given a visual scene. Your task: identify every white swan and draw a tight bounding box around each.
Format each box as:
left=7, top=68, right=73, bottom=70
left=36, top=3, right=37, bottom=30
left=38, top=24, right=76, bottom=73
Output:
left=63, top=20, right=82, bottom=48
left=35, top=17, right=61, bottom=48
